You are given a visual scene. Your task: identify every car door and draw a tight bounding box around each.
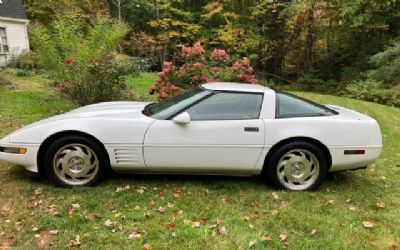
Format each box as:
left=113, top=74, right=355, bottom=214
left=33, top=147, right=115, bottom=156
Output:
left=143, top=91, right=265, bottom=174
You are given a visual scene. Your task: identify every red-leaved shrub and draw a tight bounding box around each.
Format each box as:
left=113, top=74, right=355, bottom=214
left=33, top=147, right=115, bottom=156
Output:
left=149, top=42, right=257, bottom=100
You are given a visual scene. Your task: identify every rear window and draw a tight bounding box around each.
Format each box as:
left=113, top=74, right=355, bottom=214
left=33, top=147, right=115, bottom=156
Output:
left=276, top=92, right=338, bottom=118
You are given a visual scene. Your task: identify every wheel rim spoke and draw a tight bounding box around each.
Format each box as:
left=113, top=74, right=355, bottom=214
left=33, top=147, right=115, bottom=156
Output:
left=276, top=149, right=320, bottom=190
left=53, top=143, right=99, bottom=186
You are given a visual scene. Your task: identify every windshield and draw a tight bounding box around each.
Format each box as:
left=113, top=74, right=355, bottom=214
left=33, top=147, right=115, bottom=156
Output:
left=143, top=88, right=211, bottom=120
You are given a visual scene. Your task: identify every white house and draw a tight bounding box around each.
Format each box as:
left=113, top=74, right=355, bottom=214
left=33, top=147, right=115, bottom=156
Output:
left=0, top=0, right=29, bottom=66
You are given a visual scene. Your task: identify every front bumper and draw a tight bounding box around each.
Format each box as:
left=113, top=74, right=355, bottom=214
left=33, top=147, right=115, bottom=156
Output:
left=0, top=141, right=40, bottom=173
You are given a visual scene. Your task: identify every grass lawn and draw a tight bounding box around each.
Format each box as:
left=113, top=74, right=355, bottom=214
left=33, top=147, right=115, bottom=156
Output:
left=0, top=72, right=399, bottom=249
left=126, top=73, right=158, bottom=101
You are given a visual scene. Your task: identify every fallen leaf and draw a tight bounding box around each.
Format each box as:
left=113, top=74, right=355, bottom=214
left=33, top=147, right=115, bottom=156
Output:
left=115, top=185, right=130, bottom=193
left=159, top=195, right=166, bottom=200
left=37, top=231, right=53, bottom=250
left=200, top=217, right=207, bottom=225
left=323, top=200, right=335, bottom=206
left=362, top=221, right=374, bottom=229
left=71, top=204, right=80, bottom=209
left=376, top=201, right=385, bottom=209
left=280, top=201, right=289, bottom=207
left=156, top=206, right=165, bottom=214
left=85, top=213, right=95, bottom=221
left=32, top=227, right=39, bottom=232
left=137, top=188, right=145, bottom=194
left=177, top=210, right=184, bottom=216
left=134, top=205, right=141, bottom=210
left=271, top=192, right=279, bottom=200
left=249, top=223, right=254, bottom=229
left=128, top=230, right=141, bottom=239
left=114, top=212, right=122, bottom=218
left=279, top=233, right=289, bottom=246
left=143, top=211, right=151, bottom=218
left=148, top=200, right=155, bottom=206
left=0, top=204, right=11, bottom=212
left=49, top=230, right=58, bottom=235
left=104, top=220, right=114, bottom=228
left=203, top=188, right=209, bottom=194
left=66, top=235, right=80, bottom=248
left=249, top=240, right=257, bottom=248
left=271, top=210, right=279, bottom=216
left=166, top=223, right=175, bottom=231
left=192, top=221, right=201, bottom=228
left=311, top=229, right=317, bottom=235
left=261, top=236, right=272, bottom=242
left=389, top=244, right=397, bottom=250
left=34, top=188, right=43, bottom=195
left=167, top=203, right=174, bottom=209
left=173, top=188, right=184, bottom=198
left=219, top=226, right=227, bottom=235
left=0, top=242, right=10, bottom=250
left=143, top=242, right=151, bottom=249
left=349, top=206, right=356, bottom=211
left=243, top=215, right=250, bottom=221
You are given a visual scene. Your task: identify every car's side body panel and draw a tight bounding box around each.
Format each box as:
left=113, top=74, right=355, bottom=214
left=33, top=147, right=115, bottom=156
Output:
left=143, top=119, right=265, bottom=173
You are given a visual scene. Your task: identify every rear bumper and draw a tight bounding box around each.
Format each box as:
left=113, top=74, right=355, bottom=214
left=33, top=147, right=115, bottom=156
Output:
left=328, top=145, right=382, bottom=172
left=0, top=141, right=40, bottom=173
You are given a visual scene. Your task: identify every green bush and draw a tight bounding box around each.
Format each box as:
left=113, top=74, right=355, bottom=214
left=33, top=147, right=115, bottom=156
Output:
left=113, top=54, right=141, bottom=76
left=131, top=57, right=151, bottom=72
left=30, top=12, right=133, bottom=105
left=366, top=43, right=400, bottom=87
left=59, top=54, right=134, bottom=106
left=7, top=51, right=42, bottom=72
left=346, top=80, right=400, bottom=107
left=16, top=70, right=33, bottom=77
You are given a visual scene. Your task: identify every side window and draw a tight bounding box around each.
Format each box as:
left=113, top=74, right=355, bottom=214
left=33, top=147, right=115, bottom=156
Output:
left=0, top=27, right=9, bottom=54
left=276, top=92, right=337, bottom=118
left=186, top=92, right=263, bottom=121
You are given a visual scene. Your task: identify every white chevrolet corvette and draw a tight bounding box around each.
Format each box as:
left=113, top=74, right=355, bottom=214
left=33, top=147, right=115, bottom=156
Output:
left=0, top=83, right=382, bottom=190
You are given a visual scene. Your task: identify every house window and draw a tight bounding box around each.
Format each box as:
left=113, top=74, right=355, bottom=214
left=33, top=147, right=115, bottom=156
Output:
left=0, top=27, right=9, bottom=53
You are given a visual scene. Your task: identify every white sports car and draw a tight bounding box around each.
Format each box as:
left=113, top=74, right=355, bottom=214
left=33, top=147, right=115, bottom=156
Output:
left=0, top=83, right=382, bottom=190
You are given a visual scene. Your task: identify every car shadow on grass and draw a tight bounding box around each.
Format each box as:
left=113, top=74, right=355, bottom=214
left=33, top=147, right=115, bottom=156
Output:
left=6, top=164, right=381, bottom=193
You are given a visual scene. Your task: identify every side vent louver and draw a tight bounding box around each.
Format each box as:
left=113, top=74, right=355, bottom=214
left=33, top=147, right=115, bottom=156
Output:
left=114, top=148, right=139, bottom=165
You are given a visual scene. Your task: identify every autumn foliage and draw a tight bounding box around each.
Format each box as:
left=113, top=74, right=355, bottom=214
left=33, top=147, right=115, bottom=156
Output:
left=149, top=43, right=257, bottom=100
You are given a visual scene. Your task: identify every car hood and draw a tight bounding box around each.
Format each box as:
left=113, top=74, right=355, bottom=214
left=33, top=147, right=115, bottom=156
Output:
left=3, top=102, right=152, bottom=141
left=65, top=101, right=151, bottom=118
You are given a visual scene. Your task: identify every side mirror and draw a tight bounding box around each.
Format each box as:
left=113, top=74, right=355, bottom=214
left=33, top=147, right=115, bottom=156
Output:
left=173, top=112, right=191, bottom=125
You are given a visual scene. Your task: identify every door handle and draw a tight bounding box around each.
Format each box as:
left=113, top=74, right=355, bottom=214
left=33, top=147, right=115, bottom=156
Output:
left=244, top=127, right=259, bottom=132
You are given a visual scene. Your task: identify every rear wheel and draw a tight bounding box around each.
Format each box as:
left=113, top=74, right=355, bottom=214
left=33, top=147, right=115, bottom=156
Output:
left=265, top=141, right=328, bottom=191
left=44, top=135, right=108, bottom=187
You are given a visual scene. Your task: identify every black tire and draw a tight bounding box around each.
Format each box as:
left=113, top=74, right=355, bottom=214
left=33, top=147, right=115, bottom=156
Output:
left=44, top=135, right=109, bottom=187
left=265, top=141, right=328, bottom=191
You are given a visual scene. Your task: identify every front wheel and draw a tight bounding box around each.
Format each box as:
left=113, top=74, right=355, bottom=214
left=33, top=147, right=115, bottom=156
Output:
left=265, top=141, right=328, bottom=191
left=44, top=135, right=108, bottom=187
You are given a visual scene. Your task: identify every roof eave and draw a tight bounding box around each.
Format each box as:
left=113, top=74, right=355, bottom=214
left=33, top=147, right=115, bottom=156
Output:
left=0, top=16, right=29, bottom=24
